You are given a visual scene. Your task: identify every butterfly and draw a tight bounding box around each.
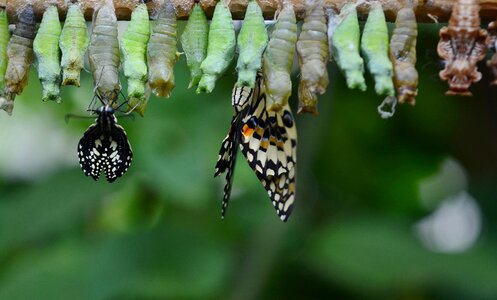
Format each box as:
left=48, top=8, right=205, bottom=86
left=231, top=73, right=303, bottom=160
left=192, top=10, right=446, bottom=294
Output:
left=77, top=94, right=132, bottom=182
left=215, top=77, right=297, bottom=222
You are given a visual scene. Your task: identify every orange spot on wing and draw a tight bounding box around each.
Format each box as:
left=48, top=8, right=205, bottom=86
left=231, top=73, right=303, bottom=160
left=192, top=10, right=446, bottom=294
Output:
left=243, top=124, right=254, bottom=137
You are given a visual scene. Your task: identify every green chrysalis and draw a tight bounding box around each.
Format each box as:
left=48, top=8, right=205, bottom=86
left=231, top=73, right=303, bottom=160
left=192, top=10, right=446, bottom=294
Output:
left=197, top=1, right=236, bottom=93
left=180, top=3, right=208, bottom=89
left=59, top=3, right=89, bottom=87
left=0, top=8, right=9, bottom=92
left=236, top=0, right=268, bottom=88
left=3, top=4, right=37, bottom=114
left=332, top=3, right=366, bottom=91
left=34, top=5, right=62, bottom=103
left=361, top=2, right=394, bottom=97
left=296, top=1, right=329, bottom=115
left=262, top=2, right=297, bottom=112
left=147, top=0, right=178, bottom=100
left=122, top=3, right=150, bottom=116
left=88, top=1, right=120, bottom=100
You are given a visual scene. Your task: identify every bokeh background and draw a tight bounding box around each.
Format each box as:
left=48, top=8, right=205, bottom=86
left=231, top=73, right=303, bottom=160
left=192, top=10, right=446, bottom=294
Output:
left=0, top=21, right=496, bottom=300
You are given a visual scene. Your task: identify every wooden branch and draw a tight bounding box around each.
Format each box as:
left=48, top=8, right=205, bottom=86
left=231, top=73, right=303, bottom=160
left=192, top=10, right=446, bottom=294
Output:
left=3, top=0, right=497, bottom=23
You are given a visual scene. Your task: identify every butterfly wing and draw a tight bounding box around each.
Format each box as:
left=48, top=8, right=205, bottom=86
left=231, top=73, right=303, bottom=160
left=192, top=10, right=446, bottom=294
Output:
left=103, top=124, right=132, bottom=182
left=78, top=122, right=105, bottom=181
left=239, top=79, right=298, bottom=221
left=78, top=118, right=132, bottom=182
left=215, top=84, right=255, bottom=218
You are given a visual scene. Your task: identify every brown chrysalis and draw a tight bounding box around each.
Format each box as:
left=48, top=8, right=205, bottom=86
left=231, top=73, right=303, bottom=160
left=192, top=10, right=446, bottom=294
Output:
left=437, top=0, right=488, bottom=96
left=487, top=21, right=497, bottom=85
left=389, top=7, right=418, bottom=105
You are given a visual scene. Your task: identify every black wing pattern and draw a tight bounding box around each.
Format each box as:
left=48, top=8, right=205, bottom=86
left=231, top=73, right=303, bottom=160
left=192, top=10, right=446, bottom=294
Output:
left=78, top=122, right=132, bottom=183
left=215, top=77, right=297, bottom=222
left=239, top=80, right=297, bottom=222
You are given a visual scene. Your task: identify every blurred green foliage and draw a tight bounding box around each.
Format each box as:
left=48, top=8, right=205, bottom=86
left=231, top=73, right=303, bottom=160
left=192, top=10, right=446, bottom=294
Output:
left=0, top=23, right=496, bottom=300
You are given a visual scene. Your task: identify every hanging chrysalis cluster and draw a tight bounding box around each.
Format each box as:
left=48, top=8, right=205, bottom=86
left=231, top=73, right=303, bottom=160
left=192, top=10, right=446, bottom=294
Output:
left=34, top=5, right=62, bottom=103
left=236, top=0, right=268, bottom=88
left=0, top=8, right=9, bottom=101
left=3, top=4, right=37, bottom=114
left=262, top=2, right=297, bottom=112
left=389, top=6, right=418, bottom=105
left=488, top=20, right=497, bottom=85
left=332, top=3, right=366, bottom=91
left=180, top=2, right=208, bottom=89
left=147, top=0, right=179, bottom=100
left=296, top=0, right=329, bottom=115
left=121, top=3, right=150, bottom=116
left=59, top=3, right=89, bottom=86
left=197, top=1, right=236, bottom=93
left=88, top=1, right=120, bottom=100
left=361, top=2, right=394, bottom=97
left=437, top=0, right=488, bottom=96
left=215, top=76, right=298, bottom=222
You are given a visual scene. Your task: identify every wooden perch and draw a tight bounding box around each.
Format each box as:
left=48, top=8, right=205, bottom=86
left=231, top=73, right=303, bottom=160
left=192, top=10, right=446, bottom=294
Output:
left=3, top=0, right=497, bottom=23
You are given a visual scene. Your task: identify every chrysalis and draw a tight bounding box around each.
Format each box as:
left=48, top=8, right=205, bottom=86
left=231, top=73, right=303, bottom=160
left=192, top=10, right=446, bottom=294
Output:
left=59, top=3, right=89, bottom=86
left=389, top=7, right=418, bottom=105
left=332, top=3, right=366, bottom=91
left=180, top=2, right=208, bottom=89
left=88, top=1, right=120, bottom=101
left=0, top=8, right=9, bottom=93
left=3, top=4, right=37, bottom=114
left=326, top=8, right=338, bottom=61
left=34, top=5, right=62, bottom=103
left=235, top=0, right=268, bottom=88
left=262, top=2, right=297, bottom=112
left=360, top=2, right=394, bottom=97
left=197, top=1, right=235, bottom=93
left=488, top=20, right=497, bottom=85
left=215, top=75, right=298, bottom=222
left=147, top=0, right=178, bottom=99
left=121, top=3, right=150, bottom=116
left=438, top=0, right=488, bottom=96
left=296, top=0, right=329, bottom=115
left=5, top=4, right=37, bottom=94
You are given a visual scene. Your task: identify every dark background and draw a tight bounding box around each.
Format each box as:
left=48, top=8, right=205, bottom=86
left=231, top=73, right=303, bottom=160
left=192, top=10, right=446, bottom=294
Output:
left=0, top=22, right=496, bottom=299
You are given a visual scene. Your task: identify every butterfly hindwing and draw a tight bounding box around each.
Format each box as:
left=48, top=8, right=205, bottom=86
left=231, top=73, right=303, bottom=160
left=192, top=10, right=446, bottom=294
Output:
left=78, top=123, right=105, bottom=181
left=104, top=124, right=132, bottom=182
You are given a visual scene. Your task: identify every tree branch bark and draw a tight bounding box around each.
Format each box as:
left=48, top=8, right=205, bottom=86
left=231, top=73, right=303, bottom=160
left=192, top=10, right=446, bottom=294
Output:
left=3, top=0, right=497, bottom=23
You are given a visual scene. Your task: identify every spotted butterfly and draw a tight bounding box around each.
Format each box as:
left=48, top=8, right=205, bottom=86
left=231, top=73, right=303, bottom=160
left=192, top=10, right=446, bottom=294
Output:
left=77, top=96, right=132, bottom=182
left=215, top=76, right=297, bottom=222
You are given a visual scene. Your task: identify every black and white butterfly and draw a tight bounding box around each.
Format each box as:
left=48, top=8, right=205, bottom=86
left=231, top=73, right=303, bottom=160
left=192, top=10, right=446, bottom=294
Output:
left=77, top=94, right=133, bottom=182
left=215, top=77, right=297, bottom=222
